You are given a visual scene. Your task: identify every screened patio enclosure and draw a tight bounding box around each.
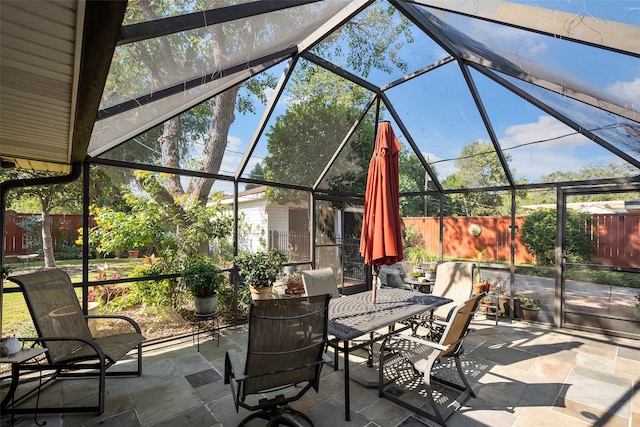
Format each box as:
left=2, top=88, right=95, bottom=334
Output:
left=1, top=1, right=639, bottom=339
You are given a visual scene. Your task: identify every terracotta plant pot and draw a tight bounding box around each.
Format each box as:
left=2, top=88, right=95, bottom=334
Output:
left=250, top=286, right=273, bottom=300
left=128, top=250, right=140, bottom=258
left=473, top=283, right=484, bottom=294
left=285, top=283, right=305, bottom=296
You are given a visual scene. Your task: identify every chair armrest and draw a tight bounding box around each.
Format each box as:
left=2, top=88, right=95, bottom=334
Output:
left=85, top=314, right=142, bottom=334
left=19, top=336, right=107, bottom=363
left=387, top=333, right=450, bottom=352
left=224, top=349, right=246, bottom=383
left=431, top=319, right=448, bottom=327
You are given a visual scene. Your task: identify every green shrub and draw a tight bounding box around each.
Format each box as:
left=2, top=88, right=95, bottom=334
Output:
left=521, top=210, right=592, bottom=265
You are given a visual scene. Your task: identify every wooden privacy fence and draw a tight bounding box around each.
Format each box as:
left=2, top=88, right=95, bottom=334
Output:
left=3, top=212, right=85, bottom=255
left=591, top=213, right=640, bottom=268
left=403, top=216, right=534, bottom=264
left=403, top=214, right=640, bottom=268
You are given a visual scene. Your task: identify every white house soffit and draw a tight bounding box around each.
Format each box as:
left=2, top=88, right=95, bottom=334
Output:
left=411, top=0, right=640, bottom=55
left=0, top=0, right=80, bottom=172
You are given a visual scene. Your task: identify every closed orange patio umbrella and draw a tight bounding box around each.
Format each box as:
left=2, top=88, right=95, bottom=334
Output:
left=360, top=121, right=403, bottom=303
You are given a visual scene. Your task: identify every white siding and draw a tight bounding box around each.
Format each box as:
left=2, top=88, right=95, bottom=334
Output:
left=267, top=205, right=289, bottom=252
left=237, top=199, right=268, bottom=252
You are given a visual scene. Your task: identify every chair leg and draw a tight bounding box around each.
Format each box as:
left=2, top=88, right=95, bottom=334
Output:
left=421, top=375, right=448, bottom=427
left=454, top=354, right=476, bottom=398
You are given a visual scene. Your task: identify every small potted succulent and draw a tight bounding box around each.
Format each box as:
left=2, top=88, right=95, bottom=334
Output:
left=181, top=259, right=224, bottom=314
left=235, top=248, right=287, bottom=300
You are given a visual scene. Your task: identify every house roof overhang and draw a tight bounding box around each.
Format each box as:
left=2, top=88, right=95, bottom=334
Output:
left=0, top=0, right=126, bottom=173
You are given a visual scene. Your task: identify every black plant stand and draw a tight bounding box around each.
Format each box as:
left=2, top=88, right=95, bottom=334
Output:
left=192, top=312, right=219, bottom=351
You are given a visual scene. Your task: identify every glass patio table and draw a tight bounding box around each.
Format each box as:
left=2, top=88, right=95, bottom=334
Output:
left=328, top=288, right=452, bottom=421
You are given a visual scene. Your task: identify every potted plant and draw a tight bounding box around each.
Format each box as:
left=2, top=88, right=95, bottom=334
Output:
left=521, top=297, right=542, bottom=321
left=235, top=248, right=287, bottom=300
left=472, top=248, right=489, bottom=293
left=405, top=246, right=435, bottom=269
left=181, top=260, right=224, bottom=314
left=283, top=272, right=305, bottom=296
left=483, top=293, right=496, bottom=307
left=424, top=267, right=435, bottom=281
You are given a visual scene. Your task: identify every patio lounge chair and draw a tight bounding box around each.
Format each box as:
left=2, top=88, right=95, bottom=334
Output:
left=6, top=269, right=145, bottom=414
left=379, top=293, right=483, bottom=426
left=301, top=267, right=341, bottom=298
left=224, top=294, right=331, bottom=427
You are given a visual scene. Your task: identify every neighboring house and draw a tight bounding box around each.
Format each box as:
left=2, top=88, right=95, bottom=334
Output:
left=221, top=186, right=310, bottom=260
left=522, top=200, right=640, bottom=214
left=220, top=187, right=367, bottom=284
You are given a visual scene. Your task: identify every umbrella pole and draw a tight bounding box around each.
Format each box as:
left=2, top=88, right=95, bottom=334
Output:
left=367, top=264, right=381, bottom=367
left=372, top=264, right=379, bottom=304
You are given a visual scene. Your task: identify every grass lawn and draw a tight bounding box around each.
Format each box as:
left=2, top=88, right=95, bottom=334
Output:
left=2, top=258, right=142, bottom=336
left=1, top=287, right=30, bottom=336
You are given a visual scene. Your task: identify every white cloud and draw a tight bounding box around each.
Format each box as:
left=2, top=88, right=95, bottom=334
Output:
left=467, top=17, right=548, bottom=57
left=227, top=135, right=243, bottom=151
left=605, top=77, right=640, bottom=104
left=264, top=86, right=297, bottom=109
left=499, top=115, right=601, bottom=180
left=422, top=151, right=458, bottom=181
left=501, top=116, right=590, bottom=150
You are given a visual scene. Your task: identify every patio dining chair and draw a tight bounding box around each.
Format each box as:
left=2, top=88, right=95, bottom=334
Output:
left=224, top=294, right=331, bottom=427
left=410, top=261, right=475, bottom=337
left=379, top=293, right=483, bottom=426
left=301, top=267, right=341, bottom=298
left=6, top=269, right=145, bottom=414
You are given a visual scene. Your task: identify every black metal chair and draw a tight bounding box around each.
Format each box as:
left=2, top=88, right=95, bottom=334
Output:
left=6, top=269, right=145, bottom=414
left=379, top=293, right=483, bottom=426
left=224, top=294, right=331, bottom=427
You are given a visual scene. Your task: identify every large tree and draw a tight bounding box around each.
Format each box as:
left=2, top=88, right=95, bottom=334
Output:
left=398, top=147, right=439, bottom=217
left=99, top=1, right=414, bottom=262
left=442, top=140, right=513, bottom=216
left=519, top=162, right=639, bottom=208
left=110, top=1, right=410, bottom=199
left=263, top=96, right=375, bottom=203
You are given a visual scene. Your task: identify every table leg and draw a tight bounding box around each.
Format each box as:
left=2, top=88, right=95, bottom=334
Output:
left=343, top=341, right=350, bottom=421
left=367, top=332, right=374, bottom=368
left=0, top=363, right=20, bottom=410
